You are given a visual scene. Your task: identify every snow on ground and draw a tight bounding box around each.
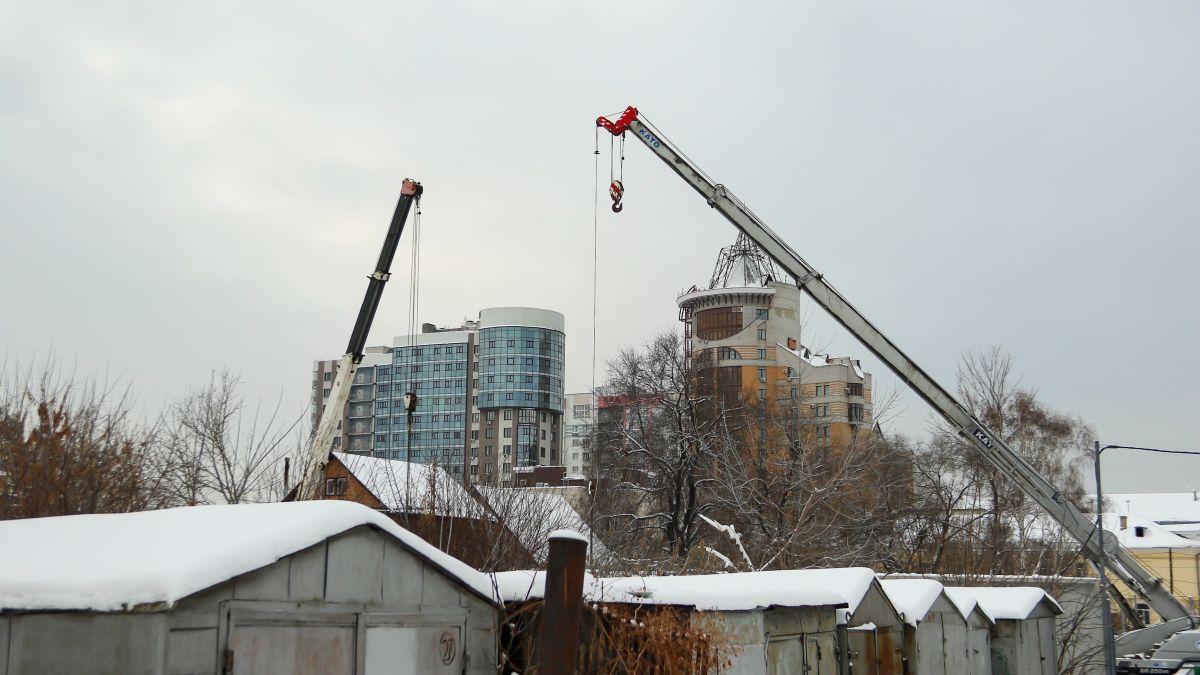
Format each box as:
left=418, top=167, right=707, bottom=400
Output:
left=0, top=501, right=495, bottom=612
left=335, top=452, right=487, bottom=520
left=878, top=578, right=949, bottom=626
left=945, top=586, right=1061, bottom=621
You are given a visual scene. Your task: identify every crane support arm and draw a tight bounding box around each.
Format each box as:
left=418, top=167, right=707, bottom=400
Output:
left=298, top=179, right=423, bottom=500
left=597, top=107, right=1193, bottom=646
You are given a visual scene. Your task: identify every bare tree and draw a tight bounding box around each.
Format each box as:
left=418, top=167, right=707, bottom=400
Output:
left=591, top=331, right=726, bottom=568
left=159, top=370, right=301, bottom=505
left=0, top=357, right=162, bottom=519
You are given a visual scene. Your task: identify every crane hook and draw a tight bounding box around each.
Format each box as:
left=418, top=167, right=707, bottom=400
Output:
left=610, top=180, right=624, bottom=213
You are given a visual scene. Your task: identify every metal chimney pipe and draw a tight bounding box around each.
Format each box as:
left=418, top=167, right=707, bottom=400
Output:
left=533, top=531, right=588, bottom=674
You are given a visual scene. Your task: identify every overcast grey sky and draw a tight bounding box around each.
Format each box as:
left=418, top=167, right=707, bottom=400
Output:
left=2, top=1, right=1197, bottom=492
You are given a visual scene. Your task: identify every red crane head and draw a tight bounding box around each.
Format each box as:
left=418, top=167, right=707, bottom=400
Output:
left=596, top=106, right=639, bottom=135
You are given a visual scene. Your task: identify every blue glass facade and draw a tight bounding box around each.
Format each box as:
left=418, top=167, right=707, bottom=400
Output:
left=374, top=338, right=470, bottom=463
left=476, top=326, right=565, bottom=412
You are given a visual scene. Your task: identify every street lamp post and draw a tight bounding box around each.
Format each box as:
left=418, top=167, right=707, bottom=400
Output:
left=1093, top=440, right=1118, bottom=675
left=1092, top=441, right=1200, bottom=675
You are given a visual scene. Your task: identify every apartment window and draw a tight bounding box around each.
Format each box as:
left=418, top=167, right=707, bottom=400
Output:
left=485, top=428, right=496, bottom=438
left=472, top=379, right=478, bottom=388
left=489, top=340, right=495, bottom=348
left=471, top=447, right=479, bottom=457
left=573, top=404, right=592, bottom=419
left=506, top=393, right=514, bottom=400
left=759, top=387, right=767, bottom=400
left=485, top=446, right=493, bottom=456
left=506, top=375, right=514, bottom=383
left=457, top=345, right=464, bottom=353
left=503, top=463, right=511, bottom=473
left=757, top=328, right=766, bottom=340
left=470, top=465, right=478, bottom=476
left=503, top=410, right=513, bottom=420
left=487, top=411, right=496, bottom=422
left=503, top=428, right=512, bottom=438
left=323, top=372, right=332, bottom=381
left=758, top=348, right=767, bottom=359
left=756, top=308, right=768, bottom=320
left=503, top=444, right=511, bottom=456
left=472, top=413, right=479, bottom=423
left=525, top=357, right=534, bottom=366
left=848, top=403, right=864, bottom=422
left=488, top=358, right=495, bottom=366
left=542, top=412, right=547, bottom=422
left=815, top=384, right=829, bottom=397
left=541, top=429, right=546, bottom=440
left=758, top=368, right=766, bottom=382
left=541, top=447, right=546, bottom=458
left=848, top=383, right=864, bottom=396
left=484, top=463, right=493, bottom=475
left=506, top=357, right=515, bottom=365
left=471, top=430, right=479, bottom=440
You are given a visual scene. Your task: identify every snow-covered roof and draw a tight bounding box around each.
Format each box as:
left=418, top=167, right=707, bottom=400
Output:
left=945, top=587, right=1061, bottom=621
left=474, top=486, right=610, bottom=564
left=491, top=569, right=848, bottom=612
left=335, top=452, right=486, bottom=520
left=1101, top=512, right=1200, bottom=550
left=0, top=501, right=495, bottom=613
left=878, top=578, right=951, bottom=627
left=1097, top=492, right=1200, bottom=526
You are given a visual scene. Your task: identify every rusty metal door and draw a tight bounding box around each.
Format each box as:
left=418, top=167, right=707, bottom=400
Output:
left=875, top=626, right=904, bottom=675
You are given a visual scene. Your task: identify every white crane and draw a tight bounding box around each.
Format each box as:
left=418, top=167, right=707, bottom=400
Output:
left=597, top=106, right=1195, bottom=656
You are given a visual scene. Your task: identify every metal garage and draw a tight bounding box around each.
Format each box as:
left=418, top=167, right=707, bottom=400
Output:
left=0, top=501, right=499, bottom=675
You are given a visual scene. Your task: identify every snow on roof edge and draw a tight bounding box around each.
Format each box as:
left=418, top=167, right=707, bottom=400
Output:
left=0, top=501, right=497, bottom=613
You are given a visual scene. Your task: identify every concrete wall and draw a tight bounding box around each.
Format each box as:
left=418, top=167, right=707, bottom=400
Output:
left=1, top=525, right=497, bottom=675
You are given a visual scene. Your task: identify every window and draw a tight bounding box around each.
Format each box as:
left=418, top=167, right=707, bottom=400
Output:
left=507, top=340, right=515, bottom=347
left=323, top=372, right=332, bottom=381
left=758, top=348, right=767, bottom=359
left=573, top=404, right=592, bottom=419
left=756, top=308, right=768, bottom=320
left=848, top=404, right=864, bottom=422
left=485, top=428, right=495, bottom=438
left=471, top=465, right=478, bottom=476
left=433, top=347, right=441, bottom=355
left=489, top=340, right=496, bottom=348
left=484, top=463, right=493, bottom=475
left=542, top=412, right=547, bottom=422
left=848, top=383, right=864, bottom=396
left=1136, top=603, right=1151, bottom=626
left=541, top=447, right=546, bottom=458
left=815, top=384, right=829, bottom=397
left=472, top=413, right=479, bottom=423
left=503, top=444, right=511, bottom=456
left=488, top=358, right=495, bottom=366
left=487, top=411, right=496, bottom=421
left=324, top=477, right=347, bottom=496
left=757, top=328, right=766, bottom=340
left=471, top=447, right=479, bottom=457
left=506, top=357, right=515, bottom=365
left=503, top=428, right=512, bottom=438
left=758, top=367, right=766, bottom=382
left=485, top=445, right=493, bottom=456
left=506, top=375, right=514, bottom=382
left=759, top=387, right=767, bottom=400
left=457, top=345, right=464, bottom=353
left=471, top=430, right=478, bottom=440
left=506, top=393, right=514, bottom=400
left=503, top=463, right=511, bottom=473
left=503, top=410, right=513, bottom=420
left=541, top=429, right=546, bottom=440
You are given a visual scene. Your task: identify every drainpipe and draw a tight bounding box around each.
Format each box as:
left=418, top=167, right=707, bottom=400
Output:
left=533, top=531, right=588, bottom=674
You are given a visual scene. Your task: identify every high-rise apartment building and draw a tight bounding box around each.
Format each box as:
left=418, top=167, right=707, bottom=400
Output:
left=562, top=392, right=595, bottom=478
left=677, top=234, right=873, bottom=450
left=311, top=307, right=565, bottom=485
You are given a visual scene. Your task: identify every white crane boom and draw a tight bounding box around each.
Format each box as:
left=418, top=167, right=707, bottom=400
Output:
left=597, top=106, right=1195, bottom=653
left=297, top=179, right=423, bottom=501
